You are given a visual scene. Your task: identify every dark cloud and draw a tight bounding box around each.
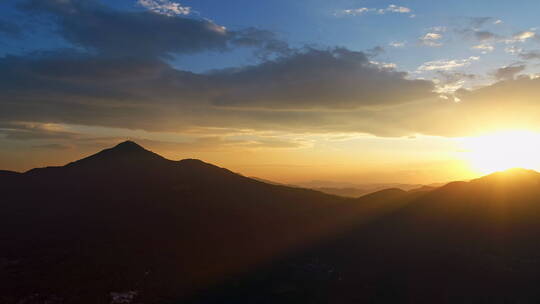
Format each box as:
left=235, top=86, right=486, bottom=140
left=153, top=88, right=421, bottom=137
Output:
left=469, top=17, right=493, bottom=29
left=493, top=64, right=526, bottom=80
left=0, top=0, right=434, bottom=137
left=0, top=19, right=22, bottom=38
left=365, top=46, right=385, bottom=57
left=7, top=0, right=540, bottom=139
left=453, top=17, right=500, bottom=42
left=209, top=48, right=433, bottom=109
left=0, top=47, right=435, bottom=133
left=18, top=0, right=230, bottom=58
left=474, top=31, right=496, bottom=41
left=519, top=50, right=540, bottom=60
left=17, top=0, right=289, bottom=59
left=230, top=27, right=292, bottom=59
left=456, top=28, right=498, bottom=42
left=0, top=121, right=80, bottom=140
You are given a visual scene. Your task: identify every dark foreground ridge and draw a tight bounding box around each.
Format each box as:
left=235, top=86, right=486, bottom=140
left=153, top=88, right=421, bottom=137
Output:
left=2, top=141, right=540, bottom=303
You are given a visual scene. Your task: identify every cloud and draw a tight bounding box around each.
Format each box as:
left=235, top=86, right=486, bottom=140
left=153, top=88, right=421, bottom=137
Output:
left=365, top=46, right=385, bottom=57
left=474, top=31, right=496, bottom=41
left=9, top=0, right=540, bottom=139
left=380, top=5, right=411, bottom=14
left=5, top=45, right=540, bottom=139
left=435, top=71, right=476, bottom=83
left=389, top=41, right=405, bottom=48
left=493, top=65, right=526, bottom=80
left=503, top=46, right=540, bottom=60
left=456, top=27, right=499, bottom=43
left=0, top=46, right=435, bottom=135
left=201, top=48, right=433, bottom=109
left=418, top=56, right=479, bottom=71
left=137, top=0, right=191, bottom=16
left=472, top=43, right=494, bottom=53
left=453, top=18, right=513, bottom=46
left=506, top=31, right=536, bottom=43
left=230, top=27, right=292, bottom=58
left=341, top=8, right=373, bottom=16
left=429, top=26, right=447, bottom=32
left=469, top=17, right=493, bottom=29
left=0, top=19, right=22, bottom=38
left=433, top=71, right=476, bottom=94
left=340, top=4, right=414, bottom=17
left=370, top=60, right=397, bottom=69
left=12, top=1, right=444, bottom=136
left=0, top=122, right=81, bottom=141
left=505, top=45, right=523, bottom=54
left=419, top=32, right=442, bottom=47
left=519, top=50, right=540, bottom=60
left=17, top=0, right=286, bottom=59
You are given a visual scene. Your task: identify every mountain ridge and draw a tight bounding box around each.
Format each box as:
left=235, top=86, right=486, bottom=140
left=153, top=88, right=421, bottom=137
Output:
left=4, top=142, right=540, bottom=303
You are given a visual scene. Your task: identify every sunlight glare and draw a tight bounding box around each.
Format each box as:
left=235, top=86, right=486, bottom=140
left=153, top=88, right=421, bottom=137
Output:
left=460, top=130, right=540, bottom=174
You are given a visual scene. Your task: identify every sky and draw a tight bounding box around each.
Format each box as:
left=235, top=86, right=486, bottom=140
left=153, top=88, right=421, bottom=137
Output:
left=2, top=0, right=540, bottom=184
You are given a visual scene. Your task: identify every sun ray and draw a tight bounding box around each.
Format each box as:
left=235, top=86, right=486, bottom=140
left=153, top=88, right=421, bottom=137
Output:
left=460, top=130, right=540, bottom=174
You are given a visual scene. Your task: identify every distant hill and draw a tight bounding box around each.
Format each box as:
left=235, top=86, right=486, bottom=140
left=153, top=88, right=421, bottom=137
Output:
left=3, top=142, right=540, bottom=303
left=293, top=180, right=442, bottom=198
left=254, top=178, right=440, bottom=198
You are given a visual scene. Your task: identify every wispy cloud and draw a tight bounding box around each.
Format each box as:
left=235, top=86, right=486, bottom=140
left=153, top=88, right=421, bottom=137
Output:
left=341, top=7, right=373, bottom=16
left=433, top=71, right=477, bottom=95
left=472, top=43, right=494, bottom=53
left=370, top=60, right=397, bottom=69
left=493, top=64, right=526, bottom=80
left=505, top=45, right=523, bottom=54
left=339, top=4, right=414, bottom=17
left=381, top=4, right=412, bottom=14
left=506, top=30, right=536, bottom=43
left=419, top=32, right=443, bottom=47
left=429, top=26, right=447, bottom=32
left=502, top=45, right=540, bottom=61
left=389, top=41, right=406, bottom=48
left=137, top=0, right=191, bottom=16
left=418, top=56, right=480, bottom=71
left=521, top=51, right=540, bottom=60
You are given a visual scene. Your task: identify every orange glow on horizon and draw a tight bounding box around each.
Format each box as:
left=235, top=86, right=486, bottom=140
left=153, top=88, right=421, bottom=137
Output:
left=460, top=130, right=540, bottom=175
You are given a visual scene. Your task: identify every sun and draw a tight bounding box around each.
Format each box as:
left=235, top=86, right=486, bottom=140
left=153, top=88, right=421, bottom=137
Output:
left=460, top=130, right=540, bottom=175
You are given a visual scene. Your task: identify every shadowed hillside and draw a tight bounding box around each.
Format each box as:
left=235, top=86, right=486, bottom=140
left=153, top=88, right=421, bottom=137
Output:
left=3, top=142, right=540, bottom=303
left=0, top=141, right=415, bottom=303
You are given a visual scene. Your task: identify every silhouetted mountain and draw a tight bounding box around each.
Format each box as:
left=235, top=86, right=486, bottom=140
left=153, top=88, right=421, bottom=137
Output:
left=251, top=178, right=436, bottom=198
left=66, top=140, right=167, bottom=167
left=313, top=186, right=372, bottom=197
left=297, top=181, right=430, bottom=198
left=3, top=142, right=540, bottom=303
left=250, top=176, right=291, bottom=186
left=0, top=169, right=20, bottom=179
left=0, top=142, right=370, bottom=303
left=406, top=185, right=437, bottom=193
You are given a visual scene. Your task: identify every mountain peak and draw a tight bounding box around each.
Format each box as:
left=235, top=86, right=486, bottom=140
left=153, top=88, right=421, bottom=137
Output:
left=461, top=168, right=540, bottom=190
left=476, top=168, right=540, bottom=182
left=65, top=140, right=166, bottom=169
left=113, top=140, right=146, bottom=151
